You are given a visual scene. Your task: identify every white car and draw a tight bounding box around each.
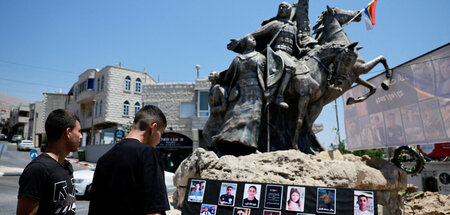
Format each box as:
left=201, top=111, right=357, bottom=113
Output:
left=73, top=168, right=95, bottom=199
left=73, top=168, right=175, bottom=199
left=17, top=140, right=34, bottom=151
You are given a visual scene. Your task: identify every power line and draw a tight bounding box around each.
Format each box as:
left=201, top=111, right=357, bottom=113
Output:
left=0, top=59, right=79, bottom=75
left=0, top=77, right=68, bottom=89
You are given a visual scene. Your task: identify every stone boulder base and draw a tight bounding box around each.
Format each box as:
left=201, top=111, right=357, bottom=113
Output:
left=173, top=148, right=407, bottom=215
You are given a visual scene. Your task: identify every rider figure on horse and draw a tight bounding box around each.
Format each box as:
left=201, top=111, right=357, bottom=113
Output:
left=228, top=1, right=318, bottom=109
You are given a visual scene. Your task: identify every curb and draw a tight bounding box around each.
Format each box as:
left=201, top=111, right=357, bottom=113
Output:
left=0, top=171, right=22, bottom=176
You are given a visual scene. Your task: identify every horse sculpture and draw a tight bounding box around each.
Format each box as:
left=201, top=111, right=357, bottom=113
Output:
left=287, top=42, right=360, bottom=148
left=313, top=6, right=393, bottom=104
left=263, top=6, right=394, bottom=153
left=204, top=4, right=395, bottom=156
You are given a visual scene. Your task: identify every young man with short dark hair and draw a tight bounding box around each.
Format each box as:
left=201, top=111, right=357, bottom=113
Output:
left=17, top=109, right=82, bottom=215
left=88, top=105, right=170, bottom=215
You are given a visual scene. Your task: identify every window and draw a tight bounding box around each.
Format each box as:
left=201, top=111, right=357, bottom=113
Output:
left=101, top=76, right=104, bottom=90
left=181, top=103, right=195, bottom=118
left=99, top=100, right=103, bottom=115
left=94, top=102, right=98, bottom=117
left=88, top=78, right=94, bottom=89
left=123, top=101, right=130, bottom=116
left=124, top=76, right=131, bottom=91
left=197, top=91, right=209, bottom=117
left=135, top=78, right=142, bottom=92
left=134, top=102, right=141, bottom=115
left=97, top=79, right=100, bottom=92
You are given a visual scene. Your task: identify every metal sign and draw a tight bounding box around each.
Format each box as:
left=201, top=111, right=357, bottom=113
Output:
left=30, top=149, right=39, bottom=160
left=159, top=132, right=193, bottom=147
left=115, top=130, right=124, bottom=138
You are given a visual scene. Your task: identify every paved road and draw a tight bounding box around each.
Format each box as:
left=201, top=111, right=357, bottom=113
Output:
left=0, top=141, right=90, bottom=215
left=0, top=141, right=176, bottom=215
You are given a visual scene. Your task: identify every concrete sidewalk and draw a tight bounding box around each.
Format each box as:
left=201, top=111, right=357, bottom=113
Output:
left=0, top=166, right=23, bottom=176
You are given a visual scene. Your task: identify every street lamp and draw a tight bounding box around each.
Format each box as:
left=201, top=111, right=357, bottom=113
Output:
left=195, top=64, right=201, bottom=79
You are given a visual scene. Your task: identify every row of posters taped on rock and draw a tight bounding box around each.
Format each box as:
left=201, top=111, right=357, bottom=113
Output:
left=183, top=178, right=377, bottom=215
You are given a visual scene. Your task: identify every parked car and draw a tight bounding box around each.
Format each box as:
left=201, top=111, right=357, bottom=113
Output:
left=11, top=135, right=23, bottom=143
left=0, top=133, right=6, bottom=140
left=74, top=168, right=95, bottom=199
left=17, top=140, right=34, bottom=151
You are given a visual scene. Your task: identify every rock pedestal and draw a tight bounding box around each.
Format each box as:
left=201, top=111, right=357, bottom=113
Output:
left=173, top=148, right=407, bottom=215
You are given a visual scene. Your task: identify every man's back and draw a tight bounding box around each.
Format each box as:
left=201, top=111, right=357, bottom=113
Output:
left=88, top=138, right=169, bottom=214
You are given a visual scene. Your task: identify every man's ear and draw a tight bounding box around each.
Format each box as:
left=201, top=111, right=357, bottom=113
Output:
left=148, top=122, right=158, bottom=134
left=65, top=127, right=71, bottom=139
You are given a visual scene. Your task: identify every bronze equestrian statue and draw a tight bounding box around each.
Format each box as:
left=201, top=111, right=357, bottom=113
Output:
left=203, top=1, right=393, bottom=156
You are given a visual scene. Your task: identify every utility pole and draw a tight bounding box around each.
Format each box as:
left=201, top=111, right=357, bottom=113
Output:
left=334, top=99, right=341, bottom=145
left=91, top=99, right=96, bottom=145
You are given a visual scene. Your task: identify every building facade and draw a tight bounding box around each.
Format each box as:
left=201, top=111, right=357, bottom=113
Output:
left=28, top=101, right=44, bottom=147
left=8, top=105, right=30, bottom=140
left=66, top=66, right=156, bottom=146
left=142, top=78, right=210, bottom=148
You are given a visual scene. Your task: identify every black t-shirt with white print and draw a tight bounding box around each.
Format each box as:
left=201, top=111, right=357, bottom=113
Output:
left=18, top=153, right=76, bottom=215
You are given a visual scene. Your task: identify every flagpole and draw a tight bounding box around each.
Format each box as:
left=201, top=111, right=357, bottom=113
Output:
left=342, top=10, right=363, bottom=28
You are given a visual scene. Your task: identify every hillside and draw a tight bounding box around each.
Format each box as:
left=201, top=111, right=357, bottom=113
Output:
left=0, top=92, right=29, bottom=110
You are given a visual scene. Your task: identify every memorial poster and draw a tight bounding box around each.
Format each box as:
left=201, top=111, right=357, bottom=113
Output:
left=317, top=188, right=336, bottom=214
left=353, top=191, right=374, bottom=215
left=264, top=185, right=283, bottom=210
left=241, top=183, right=261, bottom=208
left=200, top=204, right=217, bottom=215
left=188, top=179, right=206, bottom=202
left=233, top=207, right=250, bottom=215
left=218, top=182, right=237, bottom=207
left=285, top=186, right=305, bottom=212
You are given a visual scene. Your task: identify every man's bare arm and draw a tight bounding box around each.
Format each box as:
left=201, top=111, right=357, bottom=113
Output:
left=17, top=198, right=39, bottom=215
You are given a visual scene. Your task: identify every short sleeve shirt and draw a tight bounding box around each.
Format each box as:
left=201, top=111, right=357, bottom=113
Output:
left=88, top=138, right=169, bottom=214
left=18, top=153, right=76, bottom=215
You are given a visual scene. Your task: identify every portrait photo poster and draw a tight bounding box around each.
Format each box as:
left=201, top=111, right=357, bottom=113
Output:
left=233, top=207, right=250, bottom=215
left=218, top=182, right=237, bottom=207
left=354, top=190, right=374, bottom=215
left=263, top=210, right=281, bottom=215
left=285, top=186, right=305, bottom=212
left=188, top=179, right=206, bottom=203
left=316, top=188, right=336, bottom=214
left=242, top=183, right=262, bottom=208
left=200, top=204, right=217, bottom=215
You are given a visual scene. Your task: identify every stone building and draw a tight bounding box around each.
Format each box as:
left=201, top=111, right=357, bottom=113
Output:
left=8, top=105, right=30, bottom=140
left=66, top=65, right=156, bottom=146
left=28, top=101, right=44, bottom=147
left=142, top=78, right=210, bottom=149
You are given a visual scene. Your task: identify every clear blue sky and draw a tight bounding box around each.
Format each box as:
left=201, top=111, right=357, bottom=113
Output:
left=0, top=0, right=448, bottom=148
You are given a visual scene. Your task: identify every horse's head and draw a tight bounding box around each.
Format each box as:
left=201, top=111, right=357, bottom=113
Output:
left=333, top=42, right=359, bottom=86
left=313, top=6, right=362, bottom=44
left=326, top=6, right=361, bottom=26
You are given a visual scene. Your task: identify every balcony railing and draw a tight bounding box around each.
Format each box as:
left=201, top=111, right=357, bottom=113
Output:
left=76, top=89, right=95, bottom=104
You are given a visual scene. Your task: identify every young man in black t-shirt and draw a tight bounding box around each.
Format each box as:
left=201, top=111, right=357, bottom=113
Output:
left=89, top=105, right=170, bottom=215
left=17, top=109, right=82, bottom=215
left=243, top=186, right=259, bottom=207
left=219, top=186, right=235, bottom=206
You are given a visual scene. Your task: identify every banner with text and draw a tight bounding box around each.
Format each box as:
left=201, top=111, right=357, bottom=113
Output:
left=343, top=44, right=450, bottom=150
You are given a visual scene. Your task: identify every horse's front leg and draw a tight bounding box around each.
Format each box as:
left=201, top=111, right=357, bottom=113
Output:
left=354, top=55, right=392, bottom=90
left=346, top=77, right=376, bottom=105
